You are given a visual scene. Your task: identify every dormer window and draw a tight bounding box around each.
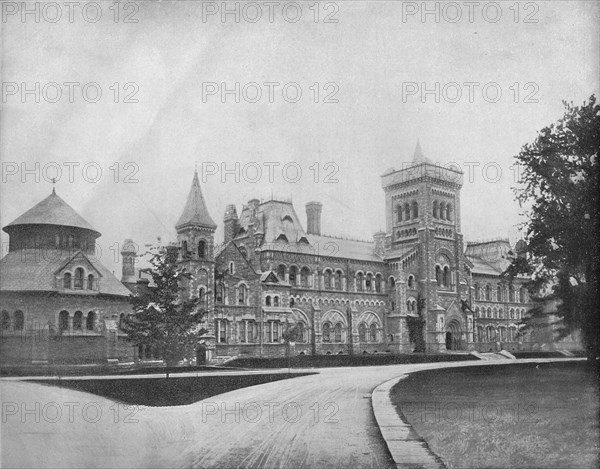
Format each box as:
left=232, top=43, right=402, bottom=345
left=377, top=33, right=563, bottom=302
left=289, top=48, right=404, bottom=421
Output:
left=63, top=272, right=72, bottom=289
left=282, top=215, right=293, bottom=223
left=298, top=237, right=309, bottom=244
left=74, top=268, right=84, bottom=289
left=276, top=234, right=288, bottom=242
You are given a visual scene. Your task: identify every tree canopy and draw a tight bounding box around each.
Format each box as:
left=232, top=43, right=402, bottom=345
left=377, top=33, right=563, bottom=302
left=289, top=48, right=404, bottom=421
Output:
left=508, top=95, right=599, bottom=358
left=124, top=245, right=208, bottom=366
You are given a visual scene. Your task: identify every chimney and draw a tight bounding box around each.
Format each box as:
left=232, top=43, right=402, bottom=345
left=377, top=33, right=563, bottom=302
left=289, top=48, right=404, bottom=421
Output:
left=373, top=231, right=386, bottom=256
left=223, top=204, right=238, bottom=243
left=305, top=202, right=322, bottom=235
left=120, top=238, right=137, bottom=283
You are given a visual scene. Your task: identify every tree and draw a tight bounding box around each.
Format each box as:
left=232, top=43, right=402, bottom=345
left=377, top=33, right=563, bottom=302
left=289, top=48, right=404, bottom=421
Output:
left=508, top=95, right=599, bottom=358
left=124, top=245, right=208, bottom=369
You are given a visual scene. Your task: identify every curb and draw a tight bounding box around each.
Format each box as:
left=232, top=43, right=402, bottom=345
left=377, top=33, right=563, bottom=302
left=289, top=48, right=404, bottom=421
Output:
left=372, top=373, right=445, bottom=469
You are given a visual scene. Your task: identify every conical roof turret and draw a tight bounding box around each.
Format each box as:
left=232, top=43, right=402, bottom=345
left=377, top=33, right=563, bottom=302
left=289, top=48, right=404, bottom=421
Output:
left=175, top=170, right=217, bottom=231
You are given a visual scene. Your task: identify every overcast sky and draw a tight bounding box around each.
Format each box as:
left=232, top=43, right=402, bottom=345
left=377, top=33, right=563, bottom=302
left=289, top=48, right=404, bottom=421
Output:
left=1, top=0, right=598, bottom=275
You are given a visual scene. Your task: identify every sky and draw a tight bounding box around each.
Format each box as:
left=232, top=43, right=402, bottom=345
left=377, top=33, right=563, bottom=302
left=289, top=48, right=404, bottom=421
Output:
left=1, top=0, right=598, bottom=275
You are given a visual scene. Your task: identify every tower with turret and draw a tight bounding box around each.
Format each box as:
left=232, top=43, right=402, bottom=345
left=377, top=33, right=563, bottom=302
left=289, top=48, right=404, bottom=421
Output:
left=175, top=170, right=217, bottom=362
left=381, top=142, right=471, bottom=352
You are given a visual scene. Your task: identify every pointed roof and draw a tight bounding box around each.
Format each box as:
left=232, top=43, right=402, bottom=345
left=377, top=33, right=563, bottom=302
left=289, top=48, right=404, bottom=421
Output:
left=412, top=140, right=432, bottom=164
left=4, top=189, right=100, bottom=236
left=175, top=171, right=216, bottom=230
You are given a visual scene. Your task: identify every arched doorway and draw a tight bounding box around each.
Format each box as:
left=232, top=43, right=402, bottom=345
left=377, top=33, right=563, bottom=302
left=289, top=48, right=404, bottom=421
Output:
left=196, top=344, right=207, bottom=365
left=445, top=319, right=463, bottom=351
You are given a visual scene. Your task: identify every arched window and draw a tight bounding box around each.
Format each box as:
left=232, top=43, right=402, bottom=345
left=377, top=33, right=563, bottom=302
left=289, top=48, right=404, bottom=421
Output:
left=215, top=319, right=228, bottom=343
left=396, top=205, right=403, bottom=223
left=485, top=284, right=492, bottom=301
left=273, top=296, right=280, bottom=307
left=289, top=266, right=298, bottom=286
left=87, top=274, right=94, bottom=290
left=435, top=266, right=442, bottom=287
left=216, top=284, right=224, bottom=303
left=493, top=308, right=498, bottom=319
left=497, top=285, right=503, bottom=302
left=334, top=323, right=342, bottom=342
left=358, top=323, right=367, bottom=342
left=510, top=308, right=514, bottom=319
left=474, top=284, right=480, bottom=300
left=519, top=287, right=526, bottom=303
left=498, top=308, right=504, bottom=319
left=369, top=323, right=377, bottom=342
left=375, top=274, right=382, bottom=293
left=509, top=284, right=515, bottom=302
left=446, top=204, right=452, bottom=221
left=198, top=287, right=206, bottom=302
left=238, top=284, right=247, bottom=305
left=63, top=272, right=72, bottom=289
left=356, top=272, right=364, bottom=292
left=475, top=307, right=480, bottom=318
left=439, top=202, right=445, bottom=220
left=487, top=307, right=492, bottom=318
left=324, top=270, right=332, bottom=289
left=59, top=311, right=69, bottom=331
left=404, top=203, right=411, bottom=221
left=335, top=270, right=343, bottom=290
left=296, top=321, right=306, bottom=343
left=265, top=295, right=272, bottom=306
left=182, top=240, right=188, bottom=257
left=433, top=200, right=438, bottom=219
left=277, top=264, right=286, bottom=281
left=73, top=311, right=83, bottom=330
left=443, top=266, right=450, bottom=287
left=74, top=268, right=84, bottom=289
left=412, top=201, right=418, bottom=219
left=86, top=311, right=96, bottom=331
left=198, top=240, right=206, bottom=259
left=389, top=277, right=396, bottom=288
left=300, top=267, right=310, bottom=288
left=322, top=322, right=331, bottom=342
left=365, top=273, right=373, bottom=292
left=1, top=310, right=10, bottom=330
left=408, top=275, right=415, bottom=289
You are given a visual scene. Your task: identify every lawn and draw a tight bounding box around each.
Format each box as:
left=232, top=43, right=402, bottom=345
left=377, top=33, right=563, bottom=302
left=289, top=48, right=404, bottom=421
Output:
left=390, top=361, right=599, bottom=469
left=33, top=372, right=313, bottom=406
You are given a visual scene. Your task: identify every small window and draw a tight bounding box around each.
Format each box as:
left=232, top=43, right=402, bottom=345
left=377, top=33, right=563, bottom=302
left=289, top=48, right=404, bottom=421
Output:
left=322, top=322, right=331, bottom=342
left=408, top=275, right=415, bottom=289
left=87, top=274, right=94, bottom=290
left=59, top=311, right=69, bottom=331
left=324, top=270, right=332, bottom=289
left=63, top=272, right=72, bottom=289
left=1, top=310, right=10, bottom=330
left=74, top=268, right=84, bottom=289
left=369, top=323, right=377, bottom=342
left=238, top=284, right=247, bottom=305
left=86, top=311, right=96, bottom=331
left=198, top=240, right=206, bottom=259
left=334, top=323, right=342, bottom=342
left=412, top=201, right=418, bottom=219
left=433, top=200, right=438, bottom=219
left=73, top=311, right=83, bottom=330
left=273, top=296, right=280, bottom=307
left=358, top=323, right=366, bottom=342
left=229, top=262, right=235, bottom=274
left=266, top=295, right=272, bottom=306
left=14, top=310, right=24, bottom=331
left=289, top=266, right=298, bottom=286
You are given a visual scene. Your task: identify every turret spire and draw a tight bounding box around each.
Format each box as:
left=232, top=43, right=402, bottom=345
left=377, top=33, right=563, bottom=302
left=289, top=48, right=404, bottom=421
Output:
left=175, top=170, right=217, bottom=231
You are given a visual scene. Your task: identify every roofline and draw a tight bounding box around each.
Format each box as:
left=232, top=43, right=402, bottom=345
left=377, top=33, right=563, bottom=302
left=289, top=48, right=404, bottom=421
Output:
left=3, top=222, right=101, bottom=237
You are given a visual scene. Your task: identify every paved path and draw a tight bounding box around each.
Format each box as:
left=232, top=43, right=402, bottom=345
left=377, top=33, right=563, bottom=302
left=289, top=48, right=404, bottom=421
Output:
left=1, top=358, right=583, bottom=468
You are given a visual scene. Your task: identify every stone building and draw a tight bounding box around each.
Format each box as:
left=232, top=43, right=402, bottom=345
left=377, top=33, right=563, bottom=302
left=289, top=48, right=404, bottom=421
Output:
left=177, top=143, right=534, bottom=362
left=0, top=143, right=537, bottom=368
left=0, top=189, right=134, bottom=368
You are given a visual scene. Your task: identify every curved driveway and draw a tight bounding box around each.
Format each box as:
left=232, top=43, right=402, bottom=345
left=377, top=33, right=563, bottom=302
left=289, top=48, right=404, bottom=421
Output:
left=1, top=359, right=581, bottom=468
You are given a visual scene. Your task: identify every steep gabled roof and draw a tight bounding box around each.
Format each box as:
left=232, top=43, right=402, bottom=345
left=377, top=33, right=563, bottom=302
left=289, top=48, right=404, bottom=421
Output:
left=4, top=189, right=100, bottom=236
left=175, top=171, right=216, bottom=230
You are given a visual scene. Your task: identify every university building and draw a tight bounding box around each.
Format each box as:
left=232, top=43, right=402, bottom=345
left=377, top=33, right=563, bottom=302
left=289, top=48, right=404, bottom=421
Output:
left=0, top=144, right=536, bottom=368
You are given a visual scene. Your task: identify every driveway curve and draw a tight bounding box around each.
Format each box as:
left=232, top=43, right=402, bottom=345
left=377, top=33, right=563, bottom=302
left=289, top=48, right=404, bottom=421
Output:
left=1, top=358, right=582, bottom=468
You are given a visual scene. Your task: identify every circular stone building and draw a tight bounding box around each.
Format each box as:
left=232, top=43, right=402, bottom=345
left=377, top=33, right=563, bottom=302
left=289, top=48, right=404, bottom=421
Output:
left=0, top=189, right=134, bottom=368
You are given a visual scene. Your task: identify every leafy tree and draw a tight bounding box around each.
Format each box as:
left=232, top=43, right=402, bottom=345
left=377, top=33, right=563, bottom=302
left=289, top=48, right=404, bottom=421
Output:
left=508, top=95, right=599, bottom=358
left=124, top=245, right=208, bottom=368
